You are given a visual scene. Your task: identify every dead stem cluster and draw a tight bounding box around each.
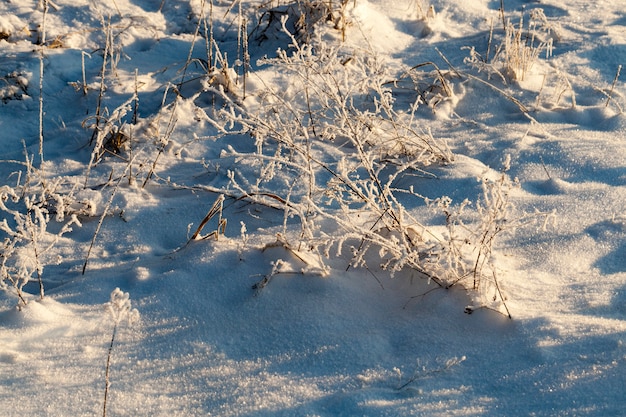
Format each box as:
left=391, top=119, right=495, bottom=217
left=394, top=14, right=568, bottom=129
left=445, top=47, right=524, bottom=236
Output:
left=0, top=153, right=81, bottom=309
left=0, top=0, right=559, bottom=318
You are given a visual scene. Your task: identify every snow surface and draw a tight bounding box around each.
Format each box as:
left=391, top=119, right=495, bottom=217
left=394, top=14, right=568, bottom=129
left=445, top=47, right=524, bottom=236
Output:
left=1, top=0, right=625, bottom=416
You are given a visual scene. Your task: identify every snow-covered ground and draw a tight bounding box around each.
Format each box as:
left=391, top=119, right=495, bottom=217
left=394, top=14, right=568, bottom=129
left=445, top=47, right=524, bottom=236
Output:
left=1, top=0, right=625, bottom=415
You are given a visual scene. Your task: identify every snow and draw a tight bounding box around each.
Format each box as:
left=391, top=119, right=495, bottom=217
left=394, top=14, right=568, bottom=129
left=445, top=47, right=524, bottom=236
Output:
left=1, top=0, right=626, bottom=415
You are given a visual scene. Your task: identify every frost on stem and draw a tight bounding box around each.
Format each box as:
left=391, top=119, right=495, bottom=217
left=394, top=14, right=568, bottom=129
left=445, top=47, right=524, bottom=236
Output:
left=219, top=26, right=454, bottom=286
left=432, top=155, right=555, bottom=316
left=103, top=288, right=139, bottom=417
left=238, top=221, right=249, bottom=260
left=0, top=168, right=81, bottom=308
left=396, top=355, right=467, bottom=390
left=105, top=287, right=140, bottom=325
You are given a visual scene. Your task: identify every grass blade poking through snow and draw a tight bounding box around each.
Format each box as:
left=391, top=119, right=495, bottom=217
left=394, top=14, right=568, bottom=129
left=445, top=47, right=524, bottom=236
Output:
left=38, top=0, right=49, bottom=166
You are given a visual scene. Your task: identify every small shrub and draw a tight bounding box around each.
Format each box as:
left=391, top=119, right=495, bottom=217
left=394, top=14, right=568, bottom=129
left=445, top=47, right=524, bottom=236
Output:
left=430, top=155, right=556, bottom=316
left=0, top=154, right=81, bottom=309
left=220, top=22, right=454, bottom=284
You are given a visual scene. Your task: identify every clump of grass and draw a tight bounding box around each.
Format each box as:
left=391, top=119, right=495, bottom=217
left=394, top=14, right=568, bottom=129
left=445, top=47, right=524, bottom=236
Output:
left=502, top=8, right=554, bottom=81
left=465, top=7, right=556, bottom=83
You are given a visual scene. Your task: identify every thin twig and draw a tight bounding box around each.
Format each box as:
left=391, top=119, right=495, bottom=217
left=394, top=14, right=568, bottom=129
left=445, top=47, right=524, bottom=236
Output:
left=83, top=153, right=137, bottom=274
left=492, top=269, right=512, bottom=319
left=179, top=0, right=206, bottom=90
left=102, top=323, right=117, bottom=417
left=605, top=64, right=622, bottom=109
left=38, top=0, right=49, bottom=166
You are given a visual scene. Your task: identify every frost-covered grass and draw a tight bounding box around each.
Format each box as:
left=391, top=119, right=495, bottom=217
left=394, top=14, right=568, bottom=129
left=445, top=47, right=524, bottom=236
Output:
left=1, top=0, right=626, bottom=416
